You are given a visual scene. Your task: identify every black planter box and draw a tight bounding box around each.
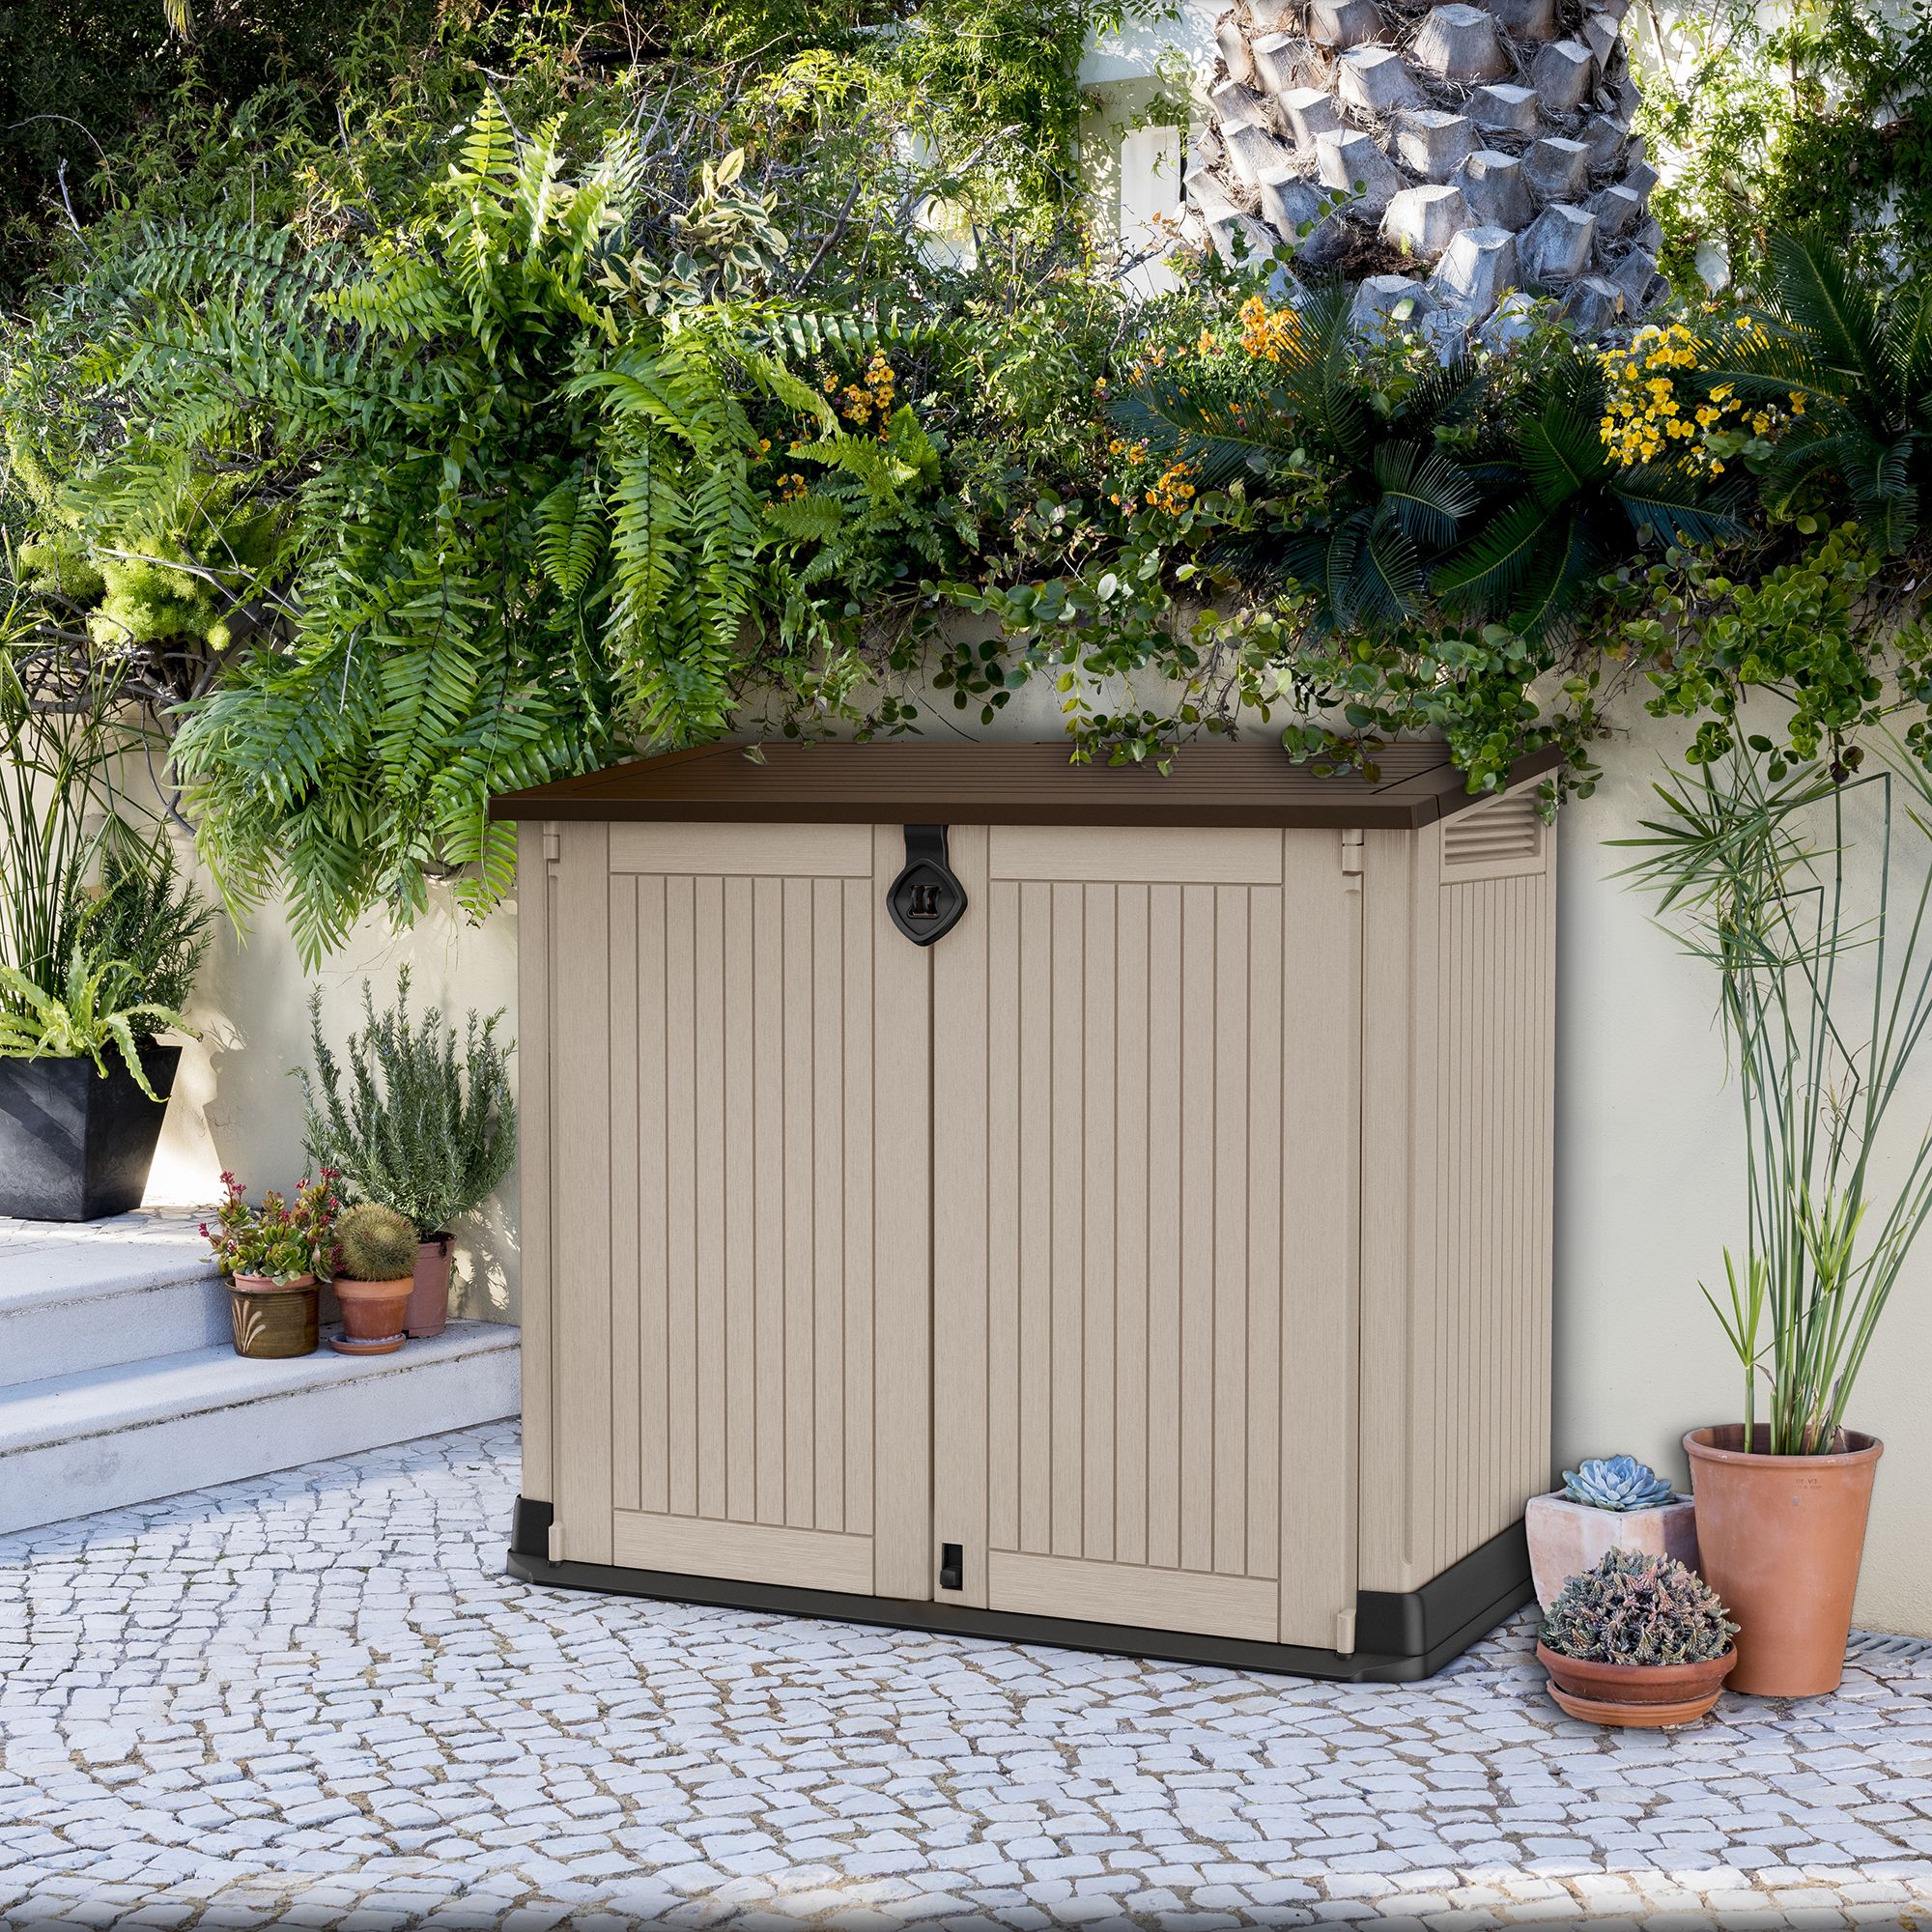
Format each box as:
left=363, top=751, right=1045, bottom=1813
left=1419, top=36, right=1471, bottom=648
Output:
left=0, top=1043, right=182, bottom=1222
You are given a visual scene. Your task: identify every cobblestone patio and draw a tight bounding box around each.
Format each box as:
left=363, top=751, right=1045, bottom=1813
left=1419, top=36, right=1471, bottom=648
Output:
left=3, top=1424, right=1930, bottom=1931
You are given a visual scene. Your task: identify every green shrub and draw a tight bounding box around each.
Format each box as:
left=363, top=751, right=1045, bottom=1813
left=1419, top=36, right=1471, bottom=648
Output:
left=296, top=970, right=515, bottom=1236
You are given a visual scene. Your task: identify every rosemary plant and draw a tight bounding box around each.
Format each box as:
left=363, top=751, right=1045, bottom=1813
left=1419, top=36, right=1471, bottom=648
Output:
left=296, top=971, right=516, bottom=1236
left=1619, top=750, right=1932, bottom=1453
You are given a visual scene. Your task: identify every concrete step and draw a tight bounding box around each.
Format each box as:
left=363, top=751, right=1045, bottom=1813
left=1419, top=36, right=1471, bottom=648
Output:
left=0, top=1321, right=520, bottom=1535
left=0, top=1208, right=230, bottom=1386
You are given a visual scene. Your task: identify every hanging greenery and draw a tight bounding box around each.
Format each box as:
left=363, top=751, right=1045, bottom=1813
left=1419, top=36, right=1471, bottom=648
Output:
left=0, top=4, right=1929, bottom=961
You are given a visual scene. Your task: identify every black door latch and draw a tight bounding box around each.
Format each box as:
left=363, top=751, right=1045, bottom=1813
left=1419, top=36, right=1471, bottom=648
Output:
left=888, top=825, right=967, bottom=947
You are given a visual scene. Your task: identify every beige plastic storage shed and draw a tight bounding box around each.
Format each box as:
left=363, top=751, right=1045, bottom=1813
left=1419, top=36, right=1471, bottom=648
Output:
left=493, top=740, right=1559, bottom=1679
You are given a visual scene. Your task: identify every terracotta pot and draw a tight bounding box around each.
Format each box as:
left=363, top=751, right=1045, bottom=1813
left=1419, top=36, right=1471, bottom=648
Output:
left=1524, top=1491, right=1700, bottom=1610
left=228, top=1274, right=319, bottom=1359
left=1684, top=1424, right=1883, bottom=1697
left=407, top=1233, right=452, bottom=1338
left=1537, top=1640, right=1737, bottom=1728
left=329, top=1276, right=412, bottom=1355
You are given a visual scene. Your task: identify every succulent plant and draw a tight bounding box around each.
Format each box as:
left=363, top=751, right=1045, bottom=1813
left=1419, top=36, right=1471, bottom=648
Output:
left=334, top=1202, right=419, bottom=1283
left=1561, top=1454, right=1676, bottom=1512
left=1541, top=1548, right=1736, bottom=1667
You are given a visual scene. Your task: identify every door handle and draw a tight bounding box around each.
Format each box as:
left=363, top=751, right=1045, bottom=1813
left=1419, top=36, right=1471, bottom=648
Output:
left=888, top=825, right=967, bottom=946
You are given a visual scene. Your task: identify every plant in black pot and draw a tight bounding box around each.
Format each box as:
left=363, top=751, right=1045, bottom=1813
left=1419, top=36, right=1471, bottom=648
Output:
left=0, top=827, right=210, bottom=1222
left=296, top=971, right=515, bottom=1336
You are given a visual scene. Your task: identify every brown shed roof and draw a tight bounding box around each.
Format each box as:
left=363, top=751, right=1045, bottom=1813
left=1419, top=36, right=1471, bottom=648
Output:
left=490, top=740, right=1560, bottom=831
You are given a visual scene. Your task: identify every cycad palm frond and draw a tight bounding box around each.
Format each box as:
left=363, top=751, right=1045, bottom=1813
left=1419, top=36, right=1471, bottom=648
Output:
left=1372, top=439, right=1477, bottom=546
left=1768, top=228, right=1889, bottom=399
left=1109, top=375, right=1303, bottom=490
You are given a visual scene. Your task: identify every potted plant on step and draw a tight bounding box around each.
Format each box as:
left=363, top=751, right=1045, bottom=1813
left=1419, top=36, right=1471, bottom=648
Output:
left=1622, top=751, right=1932, bottom=1695
left=1537, top=1548, right=1738, bottom=1729
left=295, top=971, right=515, bottom=1337
left=202, top=1173, right=337, bottom=1358
left=329, top=1203, right=418, bottom=1355
left=1525, top=1456, right=1700, bottom=1610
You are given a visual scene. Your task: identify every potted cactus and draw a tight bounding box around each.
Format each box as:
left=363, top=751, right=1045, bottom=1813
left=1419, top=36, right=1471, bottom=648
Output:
left=329, top=1203, right=418, bottom=1355
left=1537, top=1548, right=1739, bottom=1730
left=202, top=1173, right=336, bottom=1359
left=1524, top=1455, right=1700, bottom=1610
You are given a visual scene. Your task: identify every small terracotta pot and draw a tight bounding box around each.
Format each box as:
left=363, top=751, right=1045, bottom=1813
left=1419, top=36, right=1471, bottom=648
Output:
left=1525, top=1491, right=1700, bottom=1610
left=329, top=1277, right=412, bottom=1355
left=228, top=1274, right=319, bottom=1359
left=1537, top=1641, right=1737, bottom=1728
left=1684, top=1424, right=1883, bottom=1697
left=407, top=1233, right=453, bottom=1338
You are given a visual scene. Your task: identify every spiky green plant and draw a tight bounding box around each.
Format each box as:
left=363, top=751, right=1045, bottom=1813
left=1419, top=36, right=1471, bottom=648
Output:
left=295, top=969, right=515, bottom=1236
left=1111, top=284, right=1485, bottom=637
left=334, top=1201, right=419, bottom=1282
left=1541, top=1548, right=1735, bottom=1666
left=0, top=947, right=194, bottom=1097
left=1433, top=355, right=1743, bottom=641
left=1618, top=742, right=1932, bottom=1453
left=1699, top=227, right=1932, bottom=555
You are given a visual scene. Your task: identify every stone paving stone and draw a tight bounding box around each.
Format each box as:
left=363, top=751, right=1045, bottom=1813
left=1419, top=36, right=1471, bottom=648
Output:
left=2, top=1421, right=1931, bottom=1929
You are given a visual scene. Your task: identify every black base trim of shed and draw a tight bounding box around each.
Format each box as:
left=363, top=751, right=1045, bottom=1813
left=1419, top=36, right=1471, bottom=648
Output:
left=504, top=1506, right=1530, bottom=1683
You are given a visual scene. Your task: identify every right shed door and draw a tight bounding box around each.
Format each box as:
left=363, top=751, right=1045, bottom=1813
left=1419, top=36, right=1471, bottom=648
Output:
left=932, top=823, right=1363, bottom=1651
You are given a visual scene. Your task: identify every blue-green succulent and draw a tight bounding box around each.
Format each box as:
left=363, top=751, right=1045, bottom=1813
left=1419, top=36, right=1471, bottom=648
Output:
left=1561, top=1454, right=1677, bottom=1512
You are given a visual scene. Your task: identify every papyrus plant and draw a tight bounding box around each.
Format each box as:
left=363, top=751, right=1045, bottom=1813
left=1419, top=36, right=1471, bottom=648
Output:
left=1620, top=747, right=1932, bottom=1453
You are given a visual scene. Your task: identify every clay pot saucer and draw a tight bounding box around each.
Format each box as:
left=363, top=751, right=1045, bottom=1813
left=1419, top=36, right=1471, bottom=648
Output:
left=1537, top=1641, right=1738, bottom=1729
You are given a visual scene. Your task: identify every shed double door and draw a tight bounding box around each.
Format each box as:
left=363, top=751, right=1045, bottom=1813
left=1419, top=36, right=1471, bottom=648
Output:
left=549, top=818, right=1360, bottom=1650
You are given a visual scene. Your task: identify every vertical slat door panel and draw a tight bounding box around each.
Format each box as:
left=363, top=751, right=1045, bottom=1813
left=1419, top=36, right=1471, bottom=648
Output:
left=934, top=827, right=1360, bottom=1645
left=580, top=821, right=928, bottom=1598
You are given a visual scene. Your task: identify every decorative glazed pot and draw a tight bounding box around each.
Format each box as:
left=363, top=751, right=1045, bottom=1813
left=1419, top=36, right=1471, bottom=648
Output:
left=1525, top=1491, right=1700, bottom=1610
left=1537, top=1641, right=1738, bottom=1729
left=0, top=1043, right=182, bottom=1221
left=228, top=1273, right=320, bottom=1358
left=330, top=1277, right=412, bottom=1355
left=407, top=1233, right=452, bottom=1338
left=1684, top=1425, right=1883, bottom=1697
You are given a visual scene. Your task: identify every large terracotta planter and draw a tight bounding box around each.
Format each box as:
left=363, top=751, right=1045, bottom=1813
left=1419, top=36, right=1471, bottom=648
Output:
left=228, top=1273, right=319, bottom=1358
left=407, top=1233, right=452, bottom=1338
left=1525, top=1491, right=1700, bottom=1610
left=330, top=1277, right=412, bottom=1355
left=1537, top=1641, right=1738, bottom=1728
left=1684, top=1424, right=1883, bottom=1697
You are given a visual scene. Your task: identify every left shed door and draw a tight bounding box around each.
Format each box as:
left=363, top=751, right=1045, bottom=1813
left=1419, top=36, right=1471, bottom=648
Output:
left=545, top=819, right=932, bottom=1601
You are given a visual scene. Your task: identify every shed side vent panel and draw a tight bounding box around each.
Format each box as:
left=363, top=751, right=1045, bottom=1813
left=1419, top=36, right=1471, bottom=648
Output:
left=1440, top=789, right=1543, bottom=871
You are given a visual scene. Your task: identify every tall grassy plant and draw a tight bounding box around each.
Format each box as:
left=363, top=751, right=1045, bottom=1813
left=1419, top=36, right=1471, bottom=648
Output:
left=1619, top=752, right=1932, bottom=1452
left=296, top=971, right=515, bottom=1236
